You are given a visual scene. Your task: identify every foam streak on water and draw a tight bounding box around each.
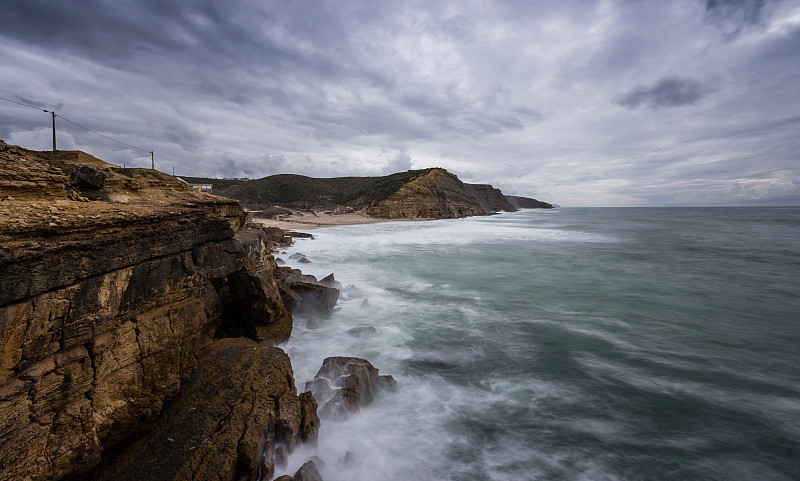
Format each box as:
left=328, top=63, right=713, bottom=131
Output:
left=274, top=208, right=800, bottom=481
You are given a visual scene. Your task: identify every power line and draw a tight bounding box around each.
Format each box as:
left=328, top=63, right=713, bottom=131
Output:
left=56, top=114, right=151, bottom=154
left=0, top=96, right=47, bottom=111
left=1, top=95, right=154, bottom=161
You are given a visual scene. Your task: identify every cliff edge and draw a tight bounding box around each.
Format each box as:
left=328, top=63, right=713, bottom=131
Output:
left=0, top=141, right=315, bottom=481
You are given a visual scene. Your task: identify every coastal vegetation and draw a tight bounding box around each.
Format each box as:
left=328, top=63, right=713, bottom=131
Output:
left=182, top=168, right=435, bottom=210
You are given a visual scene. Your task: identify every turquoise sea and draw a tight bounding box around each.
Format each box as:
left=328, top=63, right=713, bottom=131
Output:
left=276, top=208, right=800, bottom=481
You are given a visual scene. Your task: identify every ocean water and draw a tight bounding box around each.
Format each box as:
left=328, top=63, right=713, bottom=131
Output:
left=274, top=208, right=800, bottom=481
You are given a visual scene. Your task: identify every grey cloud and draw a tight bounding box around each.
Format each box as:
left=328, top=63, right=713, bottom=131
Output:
left=613, top=77, right=715, bottom=109
left=384, top=149, right=413, bottom=173
left=2, top=0, right=799, bottom=206
left=705, top=0, right=766, bottom=36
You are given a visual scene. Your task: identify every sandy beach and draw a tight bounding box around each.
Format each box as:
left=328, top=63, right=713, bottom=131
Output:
left=249, top=209, right=427, bottom=231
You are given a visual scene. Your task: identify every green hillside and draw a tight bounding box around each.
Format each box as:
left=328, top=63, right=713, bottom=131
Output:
left=183, top=169, right=434, bottom=210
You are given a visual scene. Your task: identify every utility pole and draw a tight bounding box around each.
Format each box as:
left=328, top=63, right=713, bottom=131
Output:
left=44, top=110, right=56, bottom=151
left=150, top=151, right=154, bottom=170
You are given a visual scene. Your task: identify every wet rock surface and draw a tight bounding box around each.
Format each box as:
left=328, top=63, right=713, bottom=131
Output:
left=292, top=460, right=323, bottom=481
left=275, top=268, right=340, bottom=324
left=347, top=326, right=377, bottom=337
left=306, top=357, right=397, bottom=420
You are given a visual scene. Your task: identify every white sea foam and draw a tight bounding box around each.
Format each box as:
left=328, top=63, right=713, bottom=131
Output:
left=273, top=207, right=800, bottom=480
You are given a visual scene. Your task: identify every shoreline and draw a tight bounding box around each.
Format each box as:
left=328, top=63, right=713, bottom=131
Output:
left=250, top=209, right=431, bottom=231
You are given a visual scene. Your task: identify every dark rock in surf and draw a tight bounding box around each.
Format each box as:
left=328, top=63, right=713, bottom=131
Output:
left=319, top=273, right=343, bottom=290
left=404, top=355, right=458, bottom=372
left=305, top=357, right=396, bottom=420
left=342, top=284, right=363, bottom=299
left=289, top=252, right=311, bottom=263
left=274, top=267, right=340, bottom=322
left=275, top=444, right=289, bottom=469
left=298, top=391, right=321, bottom=445
left=290, top=282, right=340, bottom=320
left=293, top=460, right=323, bottom=481
left=347, top=326, right=377, bottom=338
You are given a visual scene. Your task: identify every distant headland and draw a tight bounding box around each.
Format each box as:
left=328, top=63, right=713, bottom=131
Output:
left=180, top=167, right=553, bottom=222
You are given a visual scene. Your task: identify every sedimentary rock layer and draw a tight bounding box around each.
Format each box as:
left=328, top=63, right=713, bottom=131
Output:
left=505, top=195, right=554, bottom=209
left=0, top=141, right=306, bottom=481
left=365, top=168, right=517, bottom=219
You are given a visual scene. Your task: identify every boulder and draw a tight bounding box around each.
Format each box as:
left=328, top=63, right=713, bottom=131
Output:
left=305, top=357, right=396, bottom=420
left=298, top=391, right=320, bottom=445
left=289, top=282, right=339, bottom=320
left=63, top=164, right=107, bottom=190
left=286, top=231, right=313, bottom=239
left=318, top=273, right=343, bottom=290
left=293, top=460, right=323, bottom=481
left=347, top=326, right=377, bottom=338
left=341, top=285, right=363, bottom=300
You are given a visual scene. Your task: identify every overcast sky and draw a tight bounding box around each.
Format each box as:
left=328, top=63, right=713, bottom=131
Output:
left=1, top=0, right=799, bottom=206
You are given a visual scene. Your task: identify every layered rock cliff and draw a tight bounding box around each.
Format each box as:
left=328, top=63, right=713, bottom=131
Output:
left=0, top=141, right=316, bottom=481
left=365, top=168, right=517, bottom=219
left=505, top=195, right=554, bottom=209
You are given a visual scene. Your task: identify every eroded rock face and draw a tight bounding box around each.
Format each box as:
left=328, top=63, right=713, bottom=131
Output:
left=365, top=168, right=516, bottom=219
left=464, top=183, right=517, bottom=213
left=306, top=357, right=396, bottom=420
left=0, top=142, right=296, bottom=481
left=0, top=227, right=295, bottom=481
left=505, top=195, right=554, bottom=209
left=86, top=338, right=315, bottom=481
left=213, top=230, right=293, bottom=343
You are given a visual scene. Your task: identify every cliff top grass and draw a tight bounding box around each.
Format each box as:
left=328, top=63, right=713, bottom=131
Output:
left=183, top=168, right=436, bottom=209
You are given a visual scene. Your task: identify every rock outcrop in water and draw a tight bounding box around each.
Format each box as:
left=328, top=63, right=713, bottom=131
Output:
left=305, top=357, right=397, bottom=420
left=365, top=168, right=518, bottom=219
left=0, top=141, right=320, bottom=481
left=275, top=268, right=341, bottom=327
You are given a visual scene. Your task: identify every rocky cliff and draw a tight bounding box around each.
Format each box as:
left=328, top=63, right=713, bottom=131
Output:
left=464, top=183, right=518, bottom=213
left=0, top=141, right=317, bottom=481
left=365, top=168, right=517, bottom=219
left=505, top=195, right=554, bottom=209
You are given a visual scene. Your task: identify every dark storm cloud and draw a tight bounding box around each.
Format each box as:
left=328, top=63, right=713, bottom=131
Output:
left=613, top=77, right=715, bottom=109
